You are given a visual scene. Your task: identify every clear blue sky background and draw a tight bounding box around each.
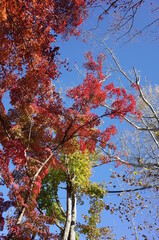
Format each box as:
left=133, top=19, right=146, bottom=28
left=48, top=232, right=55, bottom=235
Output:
left=1, top=1, right=159, bottom=239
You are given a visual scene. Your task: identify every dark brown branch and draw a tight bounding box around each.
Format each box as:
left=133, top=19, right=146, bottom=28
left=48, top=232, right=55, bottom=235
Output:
left=37, top=206, right=64, bottom=231
left=123, top=17, right=159, bottom=45
left=89, top=0, right=118, bottom=31
left=107, top=185, right=156, bottom=194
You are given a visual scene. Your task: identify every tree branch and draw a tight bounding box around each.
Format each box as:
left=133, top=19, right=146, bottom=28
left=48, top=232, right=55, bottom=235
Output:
left=107, top=185, right=156, bottom=194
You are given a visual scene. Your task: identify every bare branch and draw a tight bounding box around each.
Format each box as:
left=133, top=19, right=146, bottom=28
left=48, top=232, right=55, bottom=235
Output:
left=102, top=42, right=133, bottom=84
left=107, top=185, right=155, bottom=194
left=124, top=116, right=159, bottom=132
left=55, top=192, right=66, bottom=218
left=89, top=0, right=118, bottom=31
left=133, top=66, right=159, bottom=124
left=124, top=17, right=159, bottom=45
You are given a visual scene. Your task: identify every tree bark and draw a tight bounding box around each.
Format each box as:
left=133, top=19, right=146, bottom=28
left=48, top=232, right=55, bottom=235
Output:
left=62, top=180, right=72, bottom=240
left=69, top=192, right=77, bottom=240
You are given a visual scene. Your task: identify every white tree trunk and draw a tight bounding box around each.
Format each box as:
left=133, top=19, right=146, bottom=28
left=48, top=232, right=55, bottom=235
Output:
left=69, top=193, right=77, bottom=240
left=62, top=181, right=72, bottom=240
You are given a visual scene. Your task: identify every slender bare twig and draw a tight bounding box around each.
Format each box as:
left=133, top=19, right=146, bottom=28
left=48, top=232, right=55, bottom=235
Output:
left=124, top=17, right=159, bottom=45
left=107, top=185, right=155, bottom=194
left=133, top=66, right=159, bottom=124
left=102, top=42, right=133, bottom=84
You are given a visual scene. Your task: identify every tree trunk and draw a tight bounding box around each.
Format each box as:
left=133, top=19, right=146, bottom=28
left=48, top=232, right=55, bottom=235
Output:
left=69, top=192, right=77, bottom=240
left=62, top=180, right=72, bottom=240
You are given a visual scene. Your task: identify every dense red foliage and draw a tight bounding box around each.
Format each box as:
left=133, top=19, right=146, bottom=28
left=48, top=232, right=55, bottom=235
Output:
left=0, top=1, right=140, bottom=238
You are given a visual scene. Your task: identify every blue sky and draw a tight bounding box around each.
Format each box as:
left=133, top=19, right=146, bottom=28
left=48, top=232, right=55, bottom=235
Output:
left=1, top=1, right=159, bottom=239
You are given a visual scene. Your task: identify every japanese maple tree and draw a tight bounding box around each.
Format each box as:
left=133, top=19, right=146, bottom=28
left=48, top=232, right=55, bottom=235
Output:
left=0, top=1, right=141, bottom=239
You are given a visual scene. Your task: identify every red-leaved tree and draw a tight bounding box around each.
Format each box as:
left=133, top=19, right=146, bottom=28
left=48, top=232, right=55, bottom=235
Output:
left=0, top=1, right=143, bottom=239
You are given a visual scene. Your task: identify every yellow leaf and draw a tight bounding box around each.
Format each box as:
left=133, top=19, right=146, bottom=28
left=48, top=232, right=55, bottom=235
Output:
left=1, top=4, right=7, bottom=21
left=138, top=181, right=142, bottom=186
